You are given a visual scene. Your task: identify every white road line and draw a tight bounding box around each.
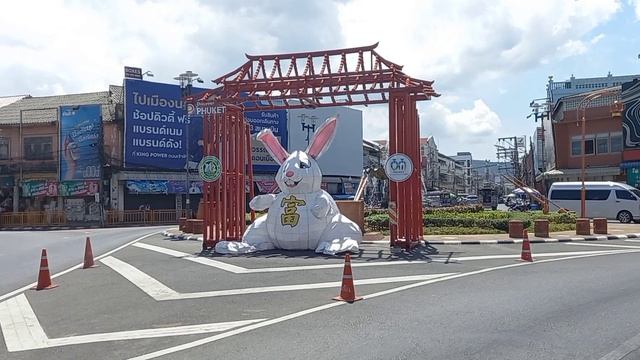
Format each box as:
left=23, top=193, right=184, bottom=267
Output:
left=0, top=230, right=167, bottom=303
left=625, top=239, right=640, bottom=243
left=0, top=293, right=266, bottom=352
left=100, top=255, right=456, bottom=300
left=564, top=242, right=640, bottom=250
left=100, top=257, right=178, bottom=300
left=133, top=243, right=630, bottom=273
left=128, top=248, right=640, bottom=360
left=134, top=242, right=436, bottom=273
left=598, top=331, right=640, bottom=360
left=133, top=243, right=247, bottom=274
left=0, top=294, right=48, bottom=352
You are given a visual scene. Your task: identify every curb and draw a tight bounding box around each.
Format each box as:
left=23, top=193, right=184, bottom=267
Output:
left=425, top=233, right=640, bottom=245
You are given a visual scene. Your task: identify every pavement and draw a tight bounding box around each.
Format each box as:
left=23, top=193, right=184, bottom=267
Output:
left=2, top=228, right=640, bottom=359
left=162, top=222, right=640, bottom=245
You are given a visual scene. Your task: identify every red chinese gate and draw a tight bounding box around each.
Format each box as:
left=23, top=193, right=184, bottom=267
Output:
left=189, top=43, right=439, bottom=250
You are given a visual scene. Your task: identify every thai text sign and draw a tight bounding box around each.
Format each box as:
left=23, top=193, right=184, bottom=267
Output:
left=59, top=105, right=102, bottom=181
left=22, top=180, right=58, bottom=197
left=59, top=180, right=99, bottom=197
left=124, top=79, right=207, bottom=170
left=246, top=109, right=288, bottom=172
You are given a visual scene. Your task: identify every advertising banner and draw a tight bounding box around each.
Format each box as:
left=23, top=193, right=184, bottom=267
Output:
left=22, top=180, right=58, bottom=197
left=59, top=105, right=102, bottom=181
left=622, top=80, right=640, bottom=149
left=59, top=180, right=99, bottom=197
left=289, top=107, right=362, bottom=177
left=125, top=180, right=203, bottom=194
left=124, top=79, right=207, bottom=170
left=245, top=109, right=288, bottom=172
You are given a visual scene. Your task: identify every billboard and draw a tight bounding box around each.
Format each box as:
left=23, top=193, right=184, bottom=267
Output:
left=245, top=109, right=288, bottom=172
left=288, top=107, right=363, bottom=177
left=124, top=79, right=207, bottom=170
left=59, top=105, right=102, bottom=181
left=622, top=80, right=640, bottom=149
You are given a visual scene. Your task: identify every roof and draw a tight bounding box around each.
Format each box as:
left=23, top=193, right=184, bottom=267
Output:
left=0, top=95, right=27, bottom=108
left=0, top=86, right=123, bottom=125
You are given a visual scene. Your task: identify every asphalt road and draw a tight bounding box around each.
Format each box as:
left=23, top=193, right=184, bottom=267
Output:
left=0, top=226, right=170, bottom=296
left=2, top=232, right=640, bottom=359
left=174, top=251, right=640, bottom=360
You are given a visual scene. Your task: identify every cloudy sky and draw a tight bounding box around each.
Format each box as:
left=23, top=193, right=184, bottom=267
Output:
left=2, top=0, right=640, bottom=160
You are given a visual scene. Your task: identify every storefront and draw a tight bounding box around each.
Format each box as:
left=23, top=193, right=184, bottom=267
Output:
left=0, top=176, right=14, bottom=214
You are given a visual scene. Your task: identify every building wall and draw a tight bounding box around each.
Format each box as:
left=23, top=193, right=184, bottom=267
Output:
left=553, top=106, right=622, bottom=169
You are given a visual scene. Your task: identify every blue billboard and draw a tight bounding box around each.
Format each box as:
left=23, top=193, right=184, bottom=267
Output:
left=245, top=108, right=288, bottom=172
left=59, top=105, right=102, bottom=181
left=124, top=79, right=207, bottom=170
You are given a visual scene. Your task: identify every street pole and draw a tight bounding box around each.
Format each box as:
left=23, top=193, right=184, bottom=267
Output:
left=577, top=87, right=620, bottom=218
left=174, top=71, right=201, bottom=219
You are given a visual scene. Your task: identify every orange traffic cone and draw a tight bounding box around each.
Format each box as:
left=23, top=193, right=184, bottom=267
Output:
left=520, top=229, right=533, bottom=262
left=83, top=236, right=97, bottom=269
left=33, top=249, right=58, bottom=290
left=333, top=254, right=362, bottom=303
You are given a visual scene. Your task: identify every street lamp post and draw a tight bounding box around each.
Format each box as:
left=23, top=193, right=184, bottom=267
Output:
left=576, top=87, right=621, bottom=218
left=174, top=71, right=203, bottom=219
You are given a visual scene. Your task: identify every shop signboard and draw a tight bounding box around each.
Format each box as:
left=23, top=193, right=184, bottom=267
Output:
left=22, top=180, right=58, bottom=197
left=125, top=180, right=203, bottom=194
left=59, top=180, right=99, bottom=197
left=59, top=105, right=102, bottom=181
left=124, top=79, right=208, bottom=170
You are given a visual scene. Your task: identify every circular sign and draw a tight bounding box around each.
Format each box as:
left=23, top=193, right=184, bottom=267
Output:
left=198, top=156, right=222, bottom=182
left=384, top=153, right=413, bottom=182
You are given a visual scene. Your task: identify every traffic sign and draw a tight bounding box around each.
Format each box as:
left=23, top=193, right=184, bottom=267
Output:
left=198, top=156, right=222, bottom=182
left=384, top=153, right=413, bottom=182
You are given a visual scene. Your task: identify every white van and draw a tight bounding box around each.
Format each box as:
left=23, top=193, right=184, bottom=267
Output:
left=548, top=181, right=640, bottom=223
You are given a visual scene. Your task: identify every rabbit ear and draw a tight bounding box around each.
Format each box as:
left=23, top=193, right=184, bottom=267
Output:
left=256, top=128, right=289, bottom=165
left=306, top=116, right=338, bottom=159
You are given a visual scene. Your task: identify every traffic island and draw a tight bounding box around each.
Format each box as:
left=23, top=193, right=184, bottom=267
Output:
left=576, top=218, right=591, bottom=236
left=593, top=218, right=608, bottom=234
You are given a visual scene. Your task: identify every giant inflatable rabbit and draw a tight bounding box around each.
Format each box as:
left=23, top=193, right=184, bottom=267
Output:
left=215, top=116, right=362, bottom=255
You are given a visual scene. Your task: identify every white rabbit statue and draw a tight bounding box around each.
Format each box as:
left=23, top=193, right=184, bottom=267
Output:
left=215, top=116, right=362, bottom=255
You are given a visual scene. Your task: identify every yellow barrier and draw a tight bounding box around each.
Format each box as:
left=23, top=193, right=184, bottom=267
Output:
left=0, top=211, right=67, bottom=227
left=0, top=209, right=186, bottom=227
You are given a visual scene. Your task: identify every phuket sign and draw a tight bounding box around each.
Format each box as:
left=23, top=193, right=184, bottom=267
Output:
left=59, top=105, right=102, bottom=181
left=124, top=79, right=207, bottom=170
left=385, top=153, right=413, bottom=182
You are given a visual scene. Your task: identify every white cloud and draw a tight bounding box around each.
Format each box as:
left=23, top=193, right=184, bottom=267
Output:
left=426, top=99, right=502, bottom=142
left=633, top=0, right=640, bottom=19
left=337, top=0, right=621, bottom=90
left=557, top=40, right=589, bottom=59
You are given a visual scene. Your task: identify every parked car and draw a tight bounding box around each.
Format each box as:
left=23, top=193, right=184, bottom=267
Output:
left=548, top=181, right=640, bottom=223
left=465, top=195, right=479, bottom=204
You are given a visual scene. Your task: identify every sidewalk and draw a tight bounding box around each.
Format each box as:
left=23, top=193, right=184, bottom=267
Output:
left=163, top=222, right=640, bottom=245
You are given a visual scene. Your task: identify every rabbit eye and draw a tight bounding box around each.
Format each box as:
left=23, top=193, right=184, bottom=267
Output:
left=299, top=161, right=310, bottom=169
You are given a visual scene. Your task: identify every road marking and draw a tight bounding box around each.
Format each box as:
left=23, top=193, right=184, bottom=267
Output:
left=598, top=331, right=640, bottom=360
left=564, top=242, right=640, bottom=250
left=134, top=242, right=436, bottom=273
left=0, top=230, right=169, bottom=303
left=625, top=239, right=640, bottom=243
left=101, top=255, right=456, bottom=300
left=129, top=248, right=640, bottom=360
left=133, top=243, right=247, bottom=273
left=0, top=294, right=266, bottom=352
left=133, top=243, right=630, bottom=273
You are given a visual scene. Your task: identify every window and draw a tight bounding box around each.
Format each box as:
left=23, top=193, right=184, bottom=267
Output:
left=610, top=133, right=623, bottom=153
left=24, top=136, right=53, bottom=160
left=586, top=190, right=610, bottom=200
left=0, top=138, right=9, bottom=160
left=584, top=139, right=594, bottom=155
left=616, top=190, right=636, bottom=200
left=571, top=139, right=581, bottom=156
left=550, top=189, right=581, bottom=200
left=596, top=136, right=608, bottom=154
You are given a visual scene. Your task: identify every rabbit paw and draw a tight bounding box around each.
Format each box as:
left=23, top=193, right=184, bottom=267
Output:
left=311, top=195, right=331, bottom=218
left=315, top=239, right=359, bottom=256
left=215, top=241, right=257, bottom=255
left=249, top=194, right=277, bottom=211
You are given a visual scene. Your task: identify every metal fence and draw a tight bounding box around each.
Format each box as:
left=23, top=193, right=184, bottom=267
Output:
left=0, top=209, right=187, bottom=228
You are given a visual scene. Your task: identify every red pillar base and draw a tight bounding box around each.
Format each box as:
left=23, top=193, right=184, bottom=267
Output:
left=393, top=238, right=421, bottom=250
